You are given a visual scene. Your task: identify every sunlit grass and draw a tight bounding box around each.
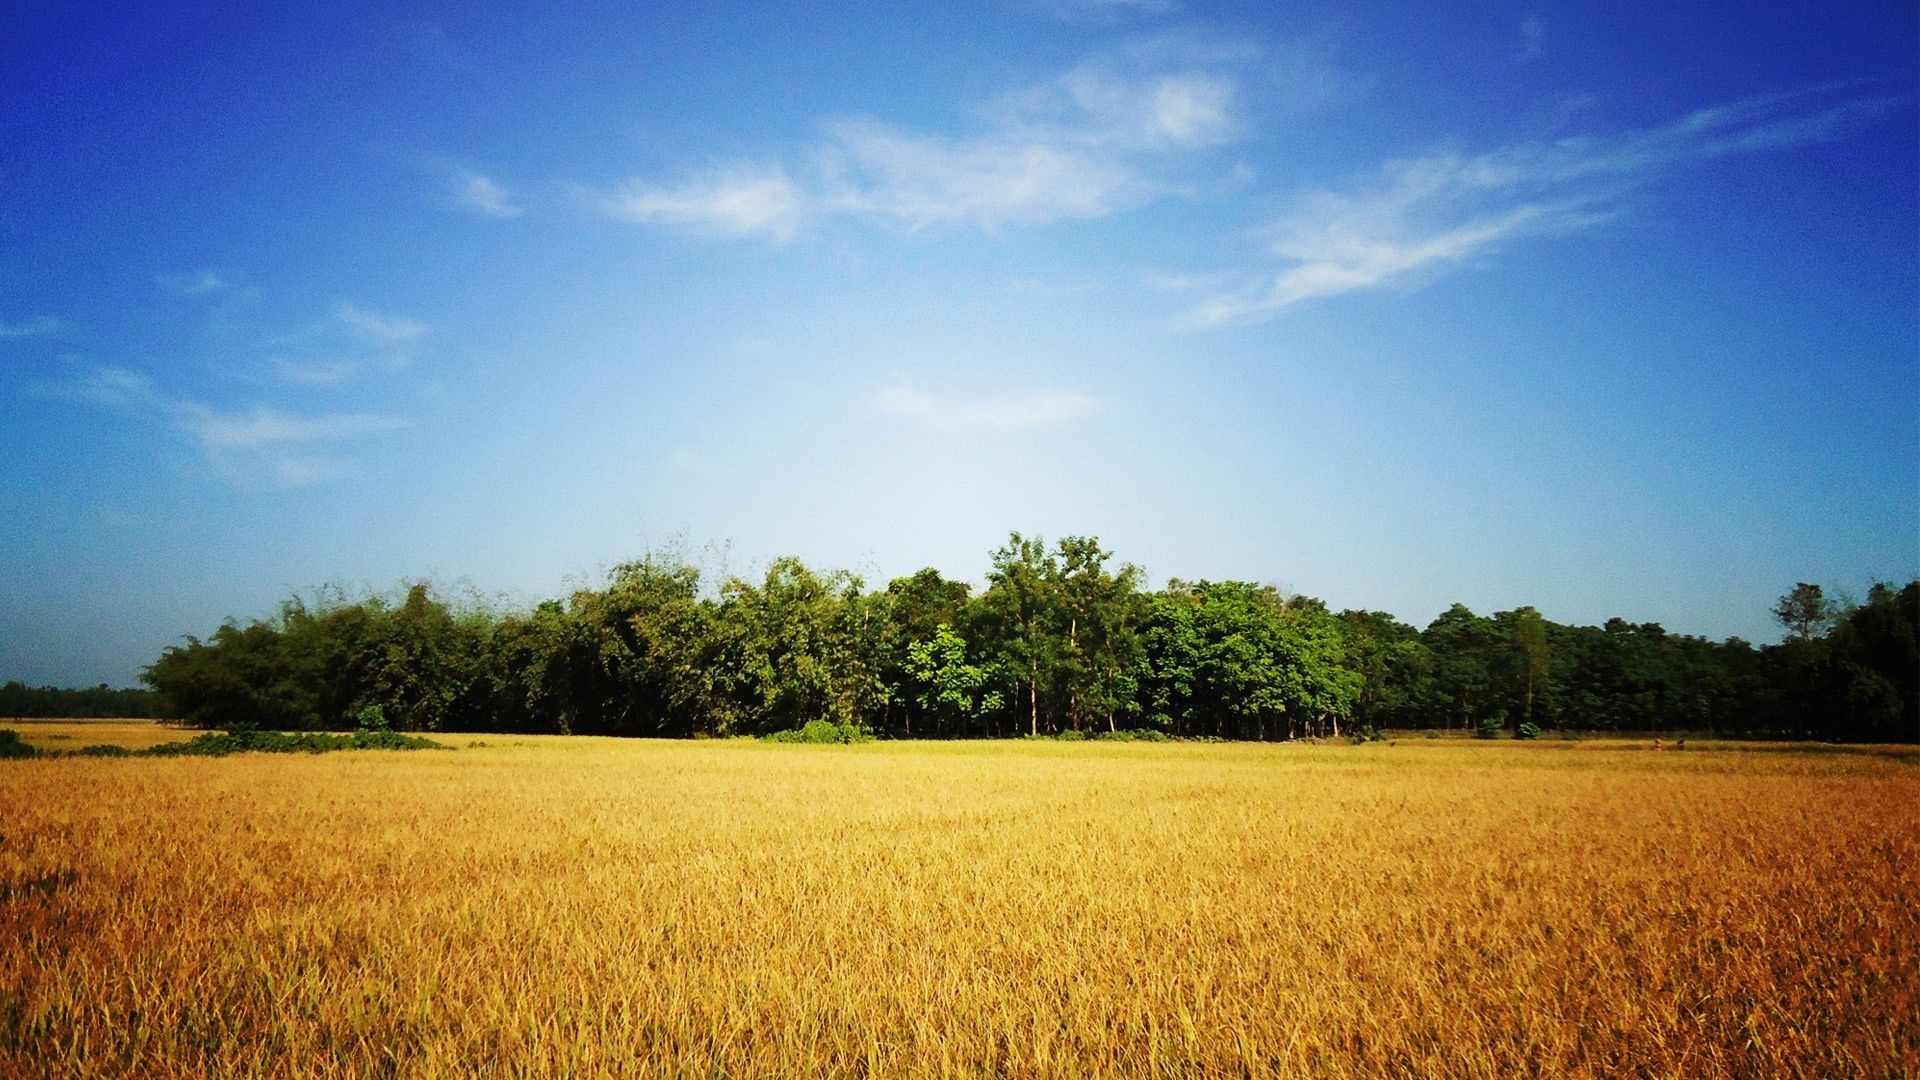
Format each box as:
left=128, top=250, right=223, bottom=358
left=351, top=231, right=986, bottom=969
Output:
left=2, top=738, right=1913, bottom=1076
left=5, top=718, right=197, bottom=752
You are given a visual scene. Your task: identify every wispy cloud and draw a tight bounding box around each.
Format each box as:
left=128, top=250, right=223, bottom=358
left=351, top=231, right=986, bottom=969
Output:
left=335, top=303, right=430, bottom=345
left=156, top=270, right=238, bottom=297
left=820, top=120, right=1156, bottom=231
left=1519, top=14, right=1548, bottom=62
left=604, top=167, right=805, bottom=241
left=455, top=169, right=521, bottom=218
left=244, top=302, right=430, bottom=387
left=65, top=367, right=404, bottom=487
left=267, top=357, right=360, bottom=387
left=873, top=381, right=1100, bottom=430
left=1186, top=89, right=1895, bottom=325
left=599, top=35, right=1284, bottom=239
left=0, top=316, right=62, bottom=339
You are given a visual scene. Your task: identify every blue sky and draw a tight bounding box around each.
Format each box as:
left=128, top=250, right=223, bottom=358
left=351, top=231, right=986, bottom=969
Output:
left=2, top=1, right=1915, bottom=685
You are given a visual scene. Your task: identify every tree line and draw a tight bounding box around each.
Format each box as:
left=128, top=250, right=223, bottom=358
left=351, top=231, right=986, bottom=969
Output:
left=132, top=534, right=1918, bottom=742
left=1, top=681, right=160, bottom=719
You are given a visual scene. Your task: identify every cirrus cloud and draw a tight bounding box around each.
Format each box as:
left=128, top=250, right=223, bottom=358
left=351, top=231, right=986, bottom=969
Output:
left=63, top=366, right=405, bottom=488
left=594, top=34, right=1287, bottom=240
left=1184, top=88, right=1897, bottom=326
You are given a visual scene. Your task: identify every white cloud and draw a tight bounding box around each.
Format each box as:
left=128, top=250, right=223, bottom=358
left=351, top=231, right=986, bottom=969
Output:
left=0, top=316, right=62, bottom=339
left=1519, top=15, right=1548, bottom=62
left=156, top=270, right=240, bottom=297
left=267, top=357, right=360, bottom=387
left=604, top=167, right=805, bottom=241
left=336, top=303, right=431, bottom=345
left=180, top=404, right=403, bottom=450
left=822, top=121, right=1155, bottom=231
left=65, top=366, right=404, bottom=487
left=456, top=170, right=521, bottom=218
left=873, top=382, right=1100, bottom=430
left=1188, top=89, right=1895, bottom=325
left=1038, top=66, right=1241, bottom=150
left=599, top=35, right=1275, bottom=239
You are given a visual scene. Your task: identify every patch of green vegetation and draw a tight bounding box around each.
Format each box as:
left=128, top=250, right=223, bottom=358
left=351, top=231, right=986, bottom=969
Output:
left=1091, top=728, right=1173, bottom=742
left=0, top=725, right=447, bottom=760
left=0, top=730, right=36, bottom=759
left=761, top=720, right=871, bottom=744
left=143, top=729, right=447, bottom=756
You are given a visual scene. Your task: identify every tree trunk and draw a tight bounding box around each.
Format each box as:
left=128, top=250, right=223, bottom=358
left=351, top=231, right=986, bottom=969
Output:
left=1068, top=616, right=1078, bottom=732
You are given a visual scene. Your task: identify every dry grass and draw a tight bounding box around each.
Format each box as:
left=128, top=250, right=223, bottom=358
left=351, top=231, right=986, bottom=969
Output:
left=6, top=719, right=194, bottom=752
left=1, top=736, right=1914, bottom=1078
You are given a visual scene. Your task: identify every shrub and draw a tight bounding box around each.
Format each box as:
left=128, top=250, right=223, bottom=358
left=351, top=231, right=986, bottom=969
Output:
left=1515, top=722, right=1542, bottom=741
left=1092, top=730, right=1133, bottom=742
left=1475, top=717, right=1505, bottom=740
left=351, top=703, right=390, bottom=732
left=1055, top=729, right=1086, bottom=741
left=142, top=728, right=444, bottom=757
left=0, top=729, right=37, bottom=759
left=76, top=744, right=132, bottom=757
left=349, top=729, right=443, bottom=751
left=763, top=720, right=870, bottom=745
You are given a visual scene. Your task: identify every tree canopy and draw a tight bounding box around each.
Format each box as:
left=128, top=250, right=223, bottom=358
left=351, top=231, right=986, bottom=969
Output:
left=124, top=536, right=1918, bottom=743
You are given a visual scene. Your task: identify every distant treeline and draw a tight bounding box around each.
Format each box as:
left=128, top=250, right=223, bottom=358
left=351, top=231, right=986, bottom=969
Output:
left=1, top=681, right=160, bottom=719
left=133, top=534, right=1918, bottom=742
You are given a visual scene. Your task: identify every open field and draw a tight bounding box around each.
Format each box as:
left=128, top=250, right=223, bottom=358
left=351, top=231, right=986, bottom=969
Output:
left=4, top=719, right=198, bottom=752
left=1, top=736, right=1914, bottom=1077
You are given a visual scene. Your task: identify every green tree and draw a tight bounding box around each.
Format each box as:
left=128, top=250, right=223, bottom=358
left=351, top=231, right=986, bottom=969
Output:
left=979, top=533, right=1063, bottom=736
left=715, top=558, right=885, bottom=735
left=1053, top=536, right=1144, bottom=733
left=1773, top=583, right=1832, bottom=642
left=1494, top=606, right=1551, bottom=729
left=1423, top=604, right=1499, bottom=731
left=903, top=624, right=1002, bottom=733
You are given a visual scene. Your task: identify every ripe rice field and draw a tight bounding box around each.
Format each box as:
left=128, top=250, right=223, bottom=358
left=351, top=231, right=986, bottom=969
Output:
left=2, top=726, right=1915, bottom=1077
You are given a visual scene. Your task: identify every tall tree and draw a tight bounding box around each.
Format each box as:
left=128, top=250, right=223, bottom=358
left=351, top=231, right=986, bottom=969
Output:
left=1773, top=583, right=1832, bottom=642
left=1053, top=536, right=1144, bottom=733
left=980, top=533, right=1062, bottom=736
left=1494, top=606, right=1551, bottom=728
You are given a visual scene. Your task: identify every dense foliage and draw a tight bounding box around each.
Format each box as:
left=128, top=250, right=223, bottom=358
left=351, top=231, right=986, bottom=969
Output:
left=0, top=726, right=444, bottom=759
left=126, top=535, right=1917, bottom=742
left=1, top=682, right=160, bottom=719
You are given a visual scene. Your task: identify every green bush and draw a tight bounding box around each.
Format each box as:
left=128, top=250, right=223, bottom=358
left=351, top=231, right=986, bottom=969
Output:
left=351, top=703, right=390, bottom=732
left=0, top=729, right=37, bottom=759
left=1090, top=728, right=1171, bottom=743
left=1474, top=717, right=1505, bottom=740
left=1055, top=728, right=1086, bottom=741
left=76, top=744, right=132, bottom=757
left=1515, top=722, right=1541, bottom=740
left=762, top=719, right=870, bottom=744
left=142, top=728, right=445, bottom=756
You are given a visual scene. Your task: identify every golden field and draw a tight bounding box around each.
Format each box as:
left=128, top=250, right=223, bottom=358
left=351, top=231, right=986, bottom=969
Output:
left=1, top=731, right=1914, bottom=1078
left=4, top=718, right=199, bottom=752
